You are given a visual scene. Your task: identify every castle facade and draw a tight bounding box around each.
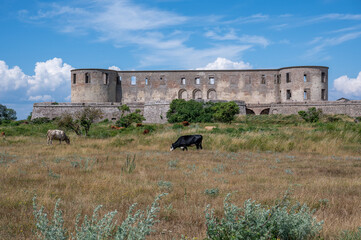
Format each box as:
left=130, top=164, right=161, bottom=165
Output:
left=32, top=66, right=361, bottom=122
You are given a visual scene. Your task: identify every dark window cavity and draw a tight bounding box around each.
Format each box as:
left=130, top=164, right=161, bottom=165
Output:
left=73, top=74, right=76, bottom=84
left=85, top=73, right=90, bottom=84
left=321, top=72, right=326, bottom=83
left=261, top=74, right=266, bottom=84
left=286, top=73, right=291, bottom=83
left=304, top=74, right=307, bottom=82
left=286, top=89, right=292, bottom=100
left=321, top=89, right=326, bottom=100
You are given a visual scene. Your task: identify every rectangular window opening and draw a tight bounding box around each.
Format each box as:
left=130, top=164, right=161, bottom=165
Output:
left=73, top=74, right=76, bottom=84
left=103, top=73, right=108, bottom=85
left=85, top=73, right=90, bottom=84
left=321, top=89, right=326, bottom=100
left=274, top=74, right=277, bottom=84
left=286, top=89, right=292, bottom=100
left=321, top=72, right=326, bottom=83
left=209, top=77, right=215, bottom=85
left=131, top=76, right=136, bottom=85
left=145, top=78, right=148, bottom=85
left=304, top=74, right=307, bottom=82
left=195, top=77, right=200, bottom=85
left=304, top=89, right=310, bottom=100
left=181, top=78, right=186, bottom=85
left=117, top=76, right=122, bottom=84
left=286, top=73, right=291, bottom=83
left=277, top=74, right=281, bottom=84
left=261, top=74, right=266, bottom=84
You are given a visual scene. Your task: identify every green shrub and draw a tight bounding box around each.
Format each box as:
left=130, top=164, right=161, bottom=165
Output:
left=166, top=99, right=239, bottom=123
left=298, top=107, right=322, bottom=123
left=31, top=117, right=52, bottom=124
left=32, top=194, right=167, bottom=239
left=116, top=106, right=145, bottom=128
left=205, top=192, right=323, bottom=240
left=212, top=101, right=240, bottom=123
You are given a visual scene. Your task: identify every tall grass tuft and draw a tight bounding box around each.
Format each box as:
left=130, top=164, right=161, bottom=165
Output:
left=121, top=154, right=136, bottom=174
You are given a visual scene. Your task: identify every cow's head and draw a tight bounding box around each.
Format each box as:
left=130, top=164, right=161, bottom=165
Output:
left=170, top=144, right=175, bottom=151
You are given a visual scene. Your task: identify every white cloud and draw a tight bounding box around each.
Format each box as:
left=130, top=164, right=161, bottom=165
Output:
left=27, top=57, right=73, bottom=95
left=108, top=66, right=120, bottom=71
left=0, top=60, right=28, bottom=91
left=28, top=95, right=53, bottom=102
left=205, top=29, right=270, bottom=47
left=196, top=57, right=252, bottom=70
left=334, top=72, right=361, bottom=97
left=0, top=58, right=73, bottom=103
left=305, top=31, right=361, bottom=58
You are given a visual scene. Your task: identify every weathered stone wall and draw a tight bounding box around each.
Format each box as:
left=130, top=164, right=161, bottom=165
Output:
left=245, top=100, right=361, bottom=117
left=70, top=66, right=329, bottom=106
left=71, top=69, right=119, bottom=103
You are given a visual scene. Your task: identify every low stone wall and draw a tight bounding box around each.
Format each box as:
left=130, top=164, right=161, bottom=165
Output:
left=246, top=100, right=361, bottom=117
left=32, top=100, right=247, bottom=123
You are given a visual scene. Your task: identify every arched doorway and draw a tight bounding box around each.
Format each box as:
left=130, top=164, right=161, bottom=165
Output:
left=246, top=108, right=255, bottom=115
left=178, top=89, right=187, bottom=99
left=260, top=108, right=270, bottom=115
left=193, top=89, right=202, bottom=99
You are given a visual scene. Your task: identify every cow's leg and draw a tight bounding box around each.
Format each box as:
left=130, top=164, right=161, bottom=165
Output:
left=200, top=143, right=203, bottom=149
left=185, top=146, right=188, bottom=151
left=59, top=139, right=61, bottom=144
left=47, top=137, right=50, bottom=145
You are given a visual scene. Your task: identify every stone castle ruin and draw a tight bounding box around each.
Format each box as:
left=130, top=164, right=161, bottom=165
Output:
left=32, top=66, right=361, bottom=122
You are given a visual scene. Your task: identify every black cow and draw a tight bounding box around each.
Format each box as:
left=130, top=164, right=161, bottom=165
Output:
left=170, top=135, right=203, bottom=151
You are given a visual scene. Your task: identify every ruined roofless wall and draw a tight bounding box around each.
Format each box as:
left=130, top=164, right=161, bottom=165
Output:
left=70, top=66, right=329, bottom=105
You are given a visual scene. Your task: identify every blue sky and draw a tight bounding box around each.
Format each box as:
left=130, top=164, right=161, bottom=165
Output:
left=1, top=0, right=361, bottom=119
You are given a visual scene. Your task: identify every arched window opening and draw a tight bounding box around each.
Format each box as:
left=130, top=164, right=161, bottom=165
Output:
left=207, top=89, right=217, bottom=100
left=178, top=89, right=187, bottom=99
left=260, top=108, right=270, bottom=115
left=246, top=108, right=255, bottom=115
left=193, top=89, right=202, bottom=99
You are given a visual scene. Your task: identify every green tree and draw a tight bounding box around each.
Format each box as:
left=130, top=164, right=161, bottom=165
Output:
left=57, top=107, right=103, bottom=136
left=212, top=101, right=240, bottom=123
left=0, top=104, right=17, bottom=121
left=116, top=106, right=145, bottom=128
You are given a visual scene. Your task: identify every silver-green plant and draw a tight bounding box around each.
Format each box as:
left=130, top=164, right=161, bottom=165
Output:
left=204, top=188, right=219, bottom=197
left=338, top=227, right=361, bottom=240
left=32, top=195, right=68, bottom=240
left=32, top=194, right=167, bottom=240
left=205, top=191, right=323, bottom=240
left=157, top=180, right=173, bottom=191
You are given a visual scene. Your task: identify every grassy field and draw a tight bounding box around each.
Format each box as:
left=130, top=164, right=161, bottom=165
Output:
left=0, top=115, right=360, bottom=239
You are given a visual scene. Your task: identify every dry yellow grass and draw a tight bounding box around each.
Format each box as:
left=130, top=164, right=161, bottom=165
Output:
left=0, top=126, right=360, bottom=239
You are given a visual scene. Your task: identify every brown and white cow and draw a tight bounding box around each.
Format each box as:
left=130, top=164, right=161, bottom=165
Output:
left=47, top=130, right=70, bottom=145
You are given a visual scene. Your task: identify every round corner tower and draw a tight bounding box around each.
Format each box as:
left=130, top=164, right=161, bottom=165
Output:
left=71, top=69, right=121, bottom=103
left=278, top=66, right=328, bottom=102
